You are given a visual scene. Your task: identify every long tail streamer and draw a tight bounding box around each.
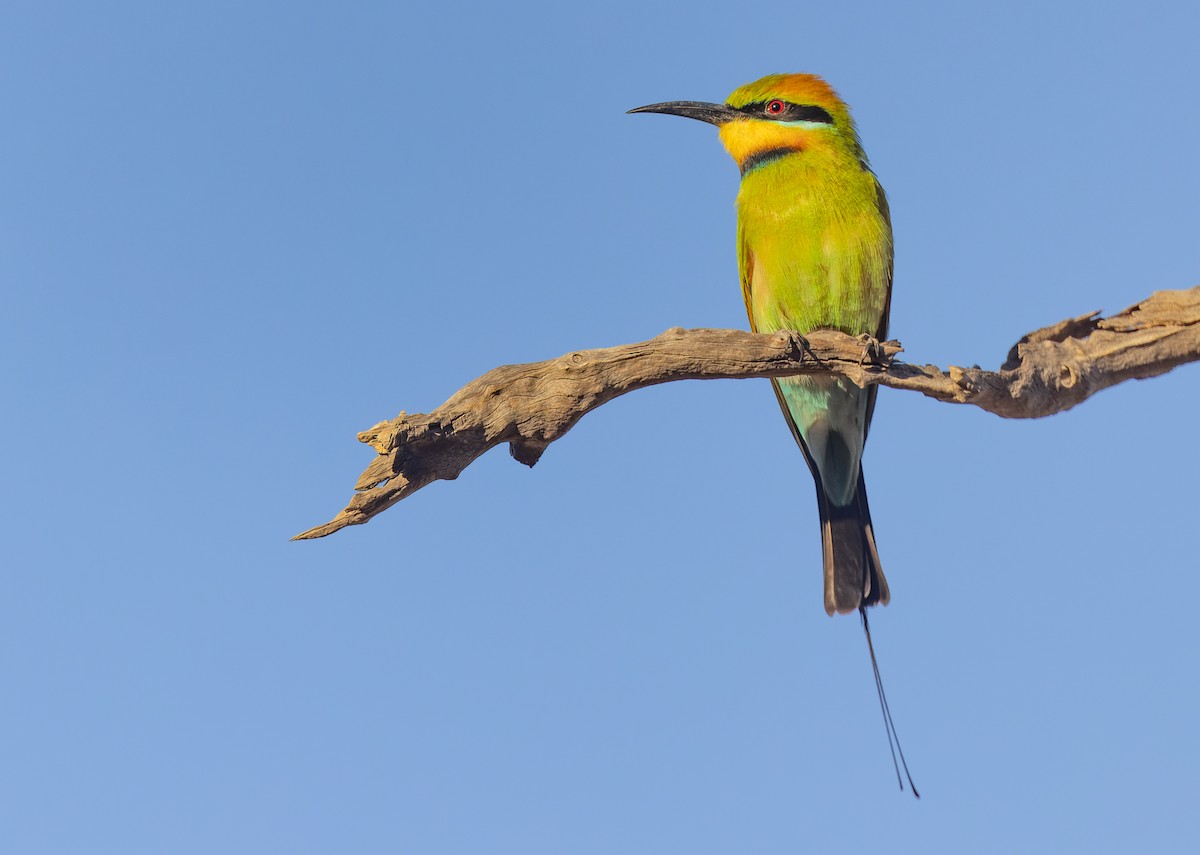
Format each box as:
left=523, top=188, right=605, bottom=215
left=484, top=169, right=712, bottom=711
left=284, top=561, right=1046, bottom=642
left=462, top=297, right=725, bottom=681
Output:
left=860, top=607, right=919, bottom=798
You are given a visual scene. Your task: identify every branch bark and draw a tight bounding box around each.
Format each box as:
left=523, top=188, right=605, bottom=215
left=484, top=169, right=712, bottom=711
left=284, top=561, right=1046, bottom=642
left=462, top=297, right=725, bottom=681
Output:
left=294, top=286, right=1200, bottom=540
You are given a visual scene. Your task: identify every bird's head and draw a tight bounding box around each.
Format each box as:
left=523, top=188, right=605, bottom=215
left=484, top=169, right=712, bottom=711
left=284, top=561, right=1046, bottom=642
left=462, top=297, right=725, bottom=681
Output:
left=628, top=73, right=864, bottom=175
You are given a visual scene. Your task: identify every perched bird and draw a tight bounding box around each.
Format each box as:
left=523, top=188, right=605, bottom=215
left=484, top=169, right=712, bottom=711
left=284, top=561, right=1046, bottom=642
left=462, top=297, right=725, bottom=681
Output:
left=629, top=74, right=890, bottom=615
left=631, top=74, right=915, bottom=794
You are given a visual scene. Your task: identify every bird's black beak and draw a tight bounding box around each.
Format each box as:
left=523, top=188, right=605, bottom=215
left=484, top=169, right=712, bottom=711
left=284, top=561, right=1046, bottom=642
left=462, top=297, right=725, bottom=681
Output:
left=626, top=101, right=740, bottom=126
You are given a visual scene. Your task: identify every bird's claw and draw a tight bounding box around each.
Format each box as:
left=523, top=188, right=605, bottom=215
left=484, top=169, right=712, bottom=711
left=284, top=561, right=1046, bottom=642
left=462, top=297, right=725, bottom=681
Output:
left=856, top=334, right=893, bottom=369
left=782, top=330, right=816, bottom=363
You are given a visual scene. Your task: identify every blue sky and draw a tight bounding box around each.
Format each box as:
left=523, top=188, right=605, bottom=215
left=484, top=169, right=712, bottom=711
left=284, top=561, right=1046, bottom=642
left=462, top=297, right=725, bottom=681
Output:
left=3, top=1, right=1198, bottom=852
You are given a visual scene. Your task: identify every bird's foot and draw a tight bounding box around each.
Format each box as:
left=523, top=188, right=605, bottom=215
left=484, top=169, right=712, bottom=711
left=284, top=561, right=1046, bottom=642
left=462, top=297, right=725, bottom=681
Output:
left=780, top=330, right=816, bottom=364
left=856, top=334, right=896, bottom=369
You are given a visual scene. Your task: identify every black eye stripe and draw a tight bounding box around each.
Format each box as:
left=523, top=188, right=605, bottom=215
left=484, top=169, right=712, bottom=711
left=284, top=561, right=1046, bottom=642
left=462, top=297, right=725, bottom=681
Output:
left=735, top=101, right=834, bottom=124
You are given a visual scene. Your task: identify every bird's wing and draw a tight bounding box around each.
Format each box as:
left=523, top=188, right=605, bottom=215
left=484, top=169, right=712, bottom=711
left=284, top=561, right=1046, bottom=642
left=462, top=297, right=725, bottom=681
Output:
left=862, top=174, right=894, bottom=441
left=738, top=219, right=756, bottom=331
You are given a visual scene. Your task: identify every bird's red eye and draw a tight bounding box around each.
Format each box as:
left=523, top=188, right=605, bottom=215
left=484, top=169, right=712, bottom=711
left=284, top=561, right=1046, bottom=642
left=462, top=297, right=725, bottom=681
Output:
left=766, top=99, right=786, bottom=114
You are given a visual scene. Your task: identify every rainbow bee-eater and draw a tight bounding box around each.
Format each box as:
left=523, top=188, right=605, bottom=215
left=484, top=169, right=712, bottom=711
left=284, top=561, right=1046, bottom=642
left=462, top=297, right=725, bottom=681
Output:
left=631, top=74, right=916, bottom=793
left=630, top=73, right=891, bottom=616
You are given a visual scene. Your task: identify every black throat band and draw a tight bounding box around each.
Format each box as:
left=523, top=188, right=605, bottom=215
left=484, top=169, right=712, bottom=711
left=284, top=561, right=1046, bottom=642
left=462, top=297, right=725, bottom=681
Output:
left=740, top=146, right=802, bottom=176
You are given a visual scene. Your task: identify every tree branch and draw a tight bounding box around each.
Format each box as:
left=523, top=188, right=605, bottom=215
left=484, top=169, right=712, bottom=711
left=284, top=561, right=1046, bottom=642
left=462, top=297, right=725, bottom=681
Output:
left=295, top=286, right=1200, bottom=540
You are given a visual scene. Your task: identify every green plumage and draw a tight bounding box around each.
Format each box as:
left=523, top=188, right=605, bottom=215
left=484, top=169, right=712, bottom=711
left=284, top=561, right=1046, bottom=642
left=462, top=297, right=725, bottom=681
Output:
left=729, top=81, right=893, bottom=615
left=628, top=73, right=895, bottom=615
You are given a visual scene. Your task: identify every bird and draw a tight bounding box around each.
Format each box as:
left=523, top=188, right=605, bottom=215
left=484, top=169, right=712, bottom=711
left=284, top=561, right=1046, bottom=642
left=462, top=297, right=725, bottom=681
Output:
left=629, top=74, right=891, bottom=615
left=630, top=74, right=916, bottom=795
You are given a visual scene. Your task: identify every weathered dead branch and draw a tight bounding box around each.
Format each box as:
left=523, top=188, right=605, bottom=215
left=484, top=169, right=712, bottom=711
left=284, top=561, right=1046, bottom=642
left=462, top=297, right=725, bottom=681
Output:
left=295, top=286, right=1199, bottom=540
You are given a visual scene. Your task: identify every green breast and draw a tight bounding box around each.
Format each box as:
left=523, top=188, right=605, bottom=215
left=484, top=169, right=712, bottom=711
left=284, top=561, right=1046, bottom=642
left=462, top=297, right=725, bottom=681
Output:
left=737, top=154, right=892, bottom=337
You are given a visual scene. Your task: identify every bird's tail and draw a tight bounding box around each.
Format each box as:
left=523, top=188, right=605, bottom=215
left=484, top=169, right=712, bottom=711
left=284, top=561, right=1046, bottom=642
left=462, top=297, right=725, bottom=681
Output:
left=824, top=480, right=918, bottom=797
left=818, top=468, right=889, bottom=616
